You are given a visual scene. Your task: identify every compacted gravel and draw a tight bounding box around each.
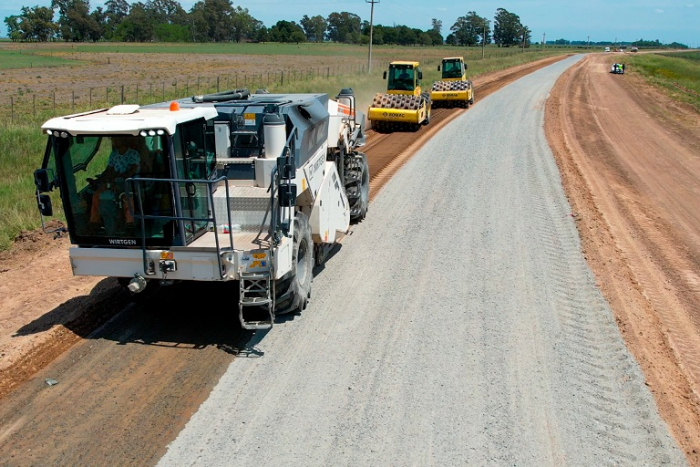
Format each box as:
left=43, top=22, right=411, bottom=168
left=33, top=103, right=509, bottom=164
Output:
left=157, top=55, right=686, bottom=466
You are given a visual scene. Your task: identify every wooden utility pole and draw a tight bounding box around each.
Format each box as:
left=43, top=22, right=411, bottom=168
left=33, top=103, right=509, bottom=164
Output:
left=366, top=0, right=379, bottom=73
left=482, top=20, right=490, bottom=59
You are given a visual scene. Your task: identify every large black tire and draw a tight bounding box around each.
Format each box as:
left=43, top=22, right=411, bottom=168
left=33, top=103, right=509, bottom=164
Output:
left=345, top=152, right=370, bottom=222
left=275, top=212, right=313, bottom=315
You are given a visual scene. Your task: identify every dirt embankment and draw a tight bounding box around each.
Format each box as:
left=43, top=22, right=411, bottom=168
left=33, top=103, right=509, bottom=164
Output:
left=545, top=53, right=700, bottom=465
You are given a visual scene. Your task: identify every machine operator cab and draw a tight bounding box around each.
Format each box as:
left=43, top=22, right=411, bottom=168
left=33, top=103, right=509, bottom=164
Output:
left=437, top=57, right=466, bottom=80
left=35, top=104, right=219, bottom=247
left=384, top=62, right=423, bottom=94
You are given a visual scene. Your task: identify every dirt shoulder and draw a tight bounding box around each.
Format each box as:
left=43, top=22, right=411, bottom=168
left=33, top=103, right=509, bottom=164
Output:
left=545, top=53, right=700, bottom=464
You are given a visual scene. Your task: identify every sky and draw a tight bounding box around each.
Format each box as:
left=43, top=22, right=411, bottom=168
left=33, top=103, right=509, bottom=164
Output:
left=1, top=0, right=698, bottom=46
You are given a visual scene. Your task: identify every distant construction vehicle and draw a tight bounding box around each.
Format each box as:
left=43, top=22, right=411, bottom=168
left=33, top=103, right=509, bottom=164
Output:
left=610, top=63, right=625, bottom=74
left=367, top=61, right=431, bottom=133
left=34, top=88, right=369, bottom=330
left=430, top=57, right=475, bottom=109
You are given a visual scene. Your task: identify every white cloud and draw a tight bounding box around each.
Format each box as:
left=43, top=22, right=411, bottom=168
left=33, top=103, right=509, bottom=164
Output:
left=437, top=7, right=447, bottom=11
left=655, top=8, right=664, bottom=13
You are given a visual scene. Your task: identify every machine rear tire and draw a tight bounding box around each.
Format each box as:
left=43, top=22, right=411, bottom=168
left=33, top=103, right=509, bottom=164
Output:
left=345, top=152, right=369, bottom=222
left=275, top=212, right=313, bottom=315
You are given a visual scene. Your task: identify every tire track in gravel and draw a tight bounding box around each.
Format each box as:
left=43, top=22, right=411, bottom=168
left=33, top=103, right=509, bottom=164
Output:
left=499, top=56, right=684, bottom=465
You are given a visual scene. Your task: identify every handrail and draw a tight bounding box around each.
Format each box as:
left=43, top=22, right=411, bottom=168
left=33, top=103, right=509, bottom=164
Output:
left=128, top=175, right=233, bottom=279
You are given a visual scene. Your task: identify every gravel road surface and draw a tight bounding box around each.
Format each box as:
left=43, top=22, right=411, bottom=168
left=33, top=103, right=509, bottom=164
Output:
left=157, top=55, right=685, bottom=466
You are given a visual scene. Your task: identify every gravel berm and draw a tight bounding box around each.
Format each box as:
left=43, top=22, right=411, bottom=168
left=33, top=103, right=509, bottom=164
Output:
left=157, top=55, right=686, bottom=466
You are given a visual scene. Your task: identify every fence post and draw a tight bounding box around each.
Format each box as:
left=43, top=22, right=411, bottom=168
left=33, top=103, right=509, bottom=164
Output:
left=327, top=67, right=330, bottom=78
left=121, top=85, right=124, bottom=104
left=281, top=71, right=284, bottom=86
left=106, top=87, right=109, bottom=106
left=10, top=96, right=14, bottom=123
left=89, top=87, right=92, bottom=107
left=217, top=76, right=220, bottom=93
left=33, top=94, right=36, bottom=117
left=136, top=84, right=139, bottom=103
left=72, top=90, right=75, bottom=113
left=53, top=91, right=56, bottom=114
left=162, top=82, right=165, bottom=100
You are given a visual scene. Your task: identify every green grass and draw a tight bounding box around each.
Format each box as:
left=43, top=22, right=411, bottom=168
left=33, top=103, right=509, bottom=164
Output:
left=0, top=48, right=77, bottom=69
left=0, top=123, right=64, bottom=250
left=626, top=51, right=700, bottom=111
left=0, top=44, right=581, bottom=251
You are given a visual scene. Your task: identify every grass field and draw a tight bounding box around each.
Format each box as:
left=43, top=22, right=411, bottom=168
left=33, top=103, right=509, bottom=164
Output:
left=0, top=42, right=583, bottom=250
left=626, top=51, right=700, bottom=111
left=0, top=48, right=77, bottom=69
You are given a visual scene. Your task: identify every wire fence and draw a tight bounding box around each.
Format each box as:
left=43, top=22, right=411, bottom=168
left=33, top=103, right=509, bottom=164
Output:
left=2, top=62, right=379, bottom=125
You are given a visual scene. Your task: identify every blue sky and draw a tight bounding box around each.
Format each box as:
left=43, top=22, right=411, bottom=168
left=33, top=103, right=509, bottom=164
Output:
left=1, top=0, right=698, bottom=46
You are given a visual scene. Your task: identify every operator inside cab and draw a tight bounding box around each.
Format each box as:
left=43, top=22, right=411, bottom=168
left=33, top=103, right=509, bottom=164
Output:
left=390, top=66, right=415, bottom=91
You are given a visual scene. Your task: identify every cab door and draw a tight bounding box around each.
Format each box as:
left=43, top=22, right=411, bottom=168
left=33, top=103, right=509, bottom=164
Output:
left=173, top=119, right=216, bottom=243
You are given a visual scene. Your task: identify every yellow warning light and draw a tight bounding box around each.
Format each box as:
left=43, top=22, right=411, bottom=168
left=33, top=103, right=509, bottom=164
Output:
left=160, top=251, right=174, bottom=260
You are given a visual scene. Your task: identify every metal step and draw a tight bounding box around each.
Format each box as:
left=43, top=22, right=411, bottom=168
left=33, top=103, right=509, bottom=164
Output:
left=239, top=271, right=274, bottom=330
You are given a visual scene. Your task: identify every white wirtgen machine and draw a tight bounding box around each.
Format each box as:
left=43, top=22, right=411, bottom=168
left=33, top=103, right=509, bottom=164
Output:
left=34, top=88, right=369, bottom=329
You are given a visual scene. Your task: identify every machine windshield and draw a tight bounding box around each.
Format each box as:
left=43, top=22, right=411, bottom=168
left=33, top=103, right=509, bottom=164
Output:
left=442, top=60, right=463, bottom=79
left=52, top=134, right=173, bottom=242
left=388, top=65, right=415, bottom=91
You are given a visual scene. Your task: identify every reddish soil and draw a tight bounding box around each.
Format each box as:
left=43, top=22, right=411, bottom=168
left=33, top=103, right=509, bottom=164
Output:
left=545, top=53, right=700, bottom=464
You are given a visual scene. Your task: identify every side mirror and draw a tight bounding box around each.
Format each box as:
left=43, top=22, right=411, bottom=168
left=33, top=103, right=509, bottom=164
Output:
left=464, top=63, right=468, bottom=69
left=34, top=169, right=53, bottom=193
left=279, top=184, right=297, bottom=207
left=437, top=65, right=441, bottom=71
left=418, top=71, right=423, bottom=80
left=382, top=71, right=387, bottom=80
left=37, top=194, right=53, bottom=217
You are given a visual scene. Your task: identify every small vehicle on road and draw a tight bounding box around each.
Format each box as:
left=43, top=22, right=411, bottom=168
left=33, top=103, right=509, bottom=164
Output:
left=610, top=63, right=625, bottom=74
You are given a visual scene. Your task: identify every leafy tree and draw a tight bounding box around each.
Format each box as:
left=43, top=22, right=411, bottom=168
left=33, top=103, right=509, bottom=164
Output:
left=113, top=2, right=154, bottom=42
left=269, top=20, right=305, bottom=43
left=104, top=0, right=130, bottom=40
left=6, top=6, right=58, bottom=41
left=4, top=15, right=22, bottom=41
left=51, top=0, right=101, bottom=41
left=326, top=11, right=361, bottom=43
left=230, top=6, right=257, bottom=42
left=450, top=11, right=482, bottom=46
left=431, top=18, right=441, bottom=35
left=188, top=0, right=239, bottom=42
left=493, top=8, right=525, bottom=47
left=144, top=0, right=187, bottom=27
left=427, top=19, right=442, bottom=45
left=300, top=14, right=327, bottom=42
left=154, top=23, right=189, bottom=41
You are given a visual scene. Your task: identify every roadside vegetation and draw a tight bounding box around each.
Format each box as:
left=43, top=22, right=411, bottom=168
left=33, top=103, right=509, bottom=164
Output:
left=0, top=43, right=579, bottom=250
left=626, top=51, right=700, bottom=112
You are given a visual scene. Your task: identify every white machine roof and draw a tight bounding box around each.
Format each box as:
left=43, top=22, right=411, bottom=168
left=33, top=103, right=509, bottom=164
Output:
left=41, top=105, right=218, bottom=135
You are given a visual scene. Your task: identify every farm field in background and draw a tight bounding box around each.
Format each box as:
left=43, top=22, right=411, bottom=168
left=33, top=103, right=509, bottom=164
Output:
left=0, top=42, right=584, bottom=250
left=624, top=51, right=700, bottom=112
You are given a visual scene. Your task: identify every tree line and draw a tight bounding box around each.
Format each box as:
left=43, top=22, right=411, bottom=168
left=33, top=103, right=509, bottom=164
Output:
left=4, top=0, right=532, bottom=47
